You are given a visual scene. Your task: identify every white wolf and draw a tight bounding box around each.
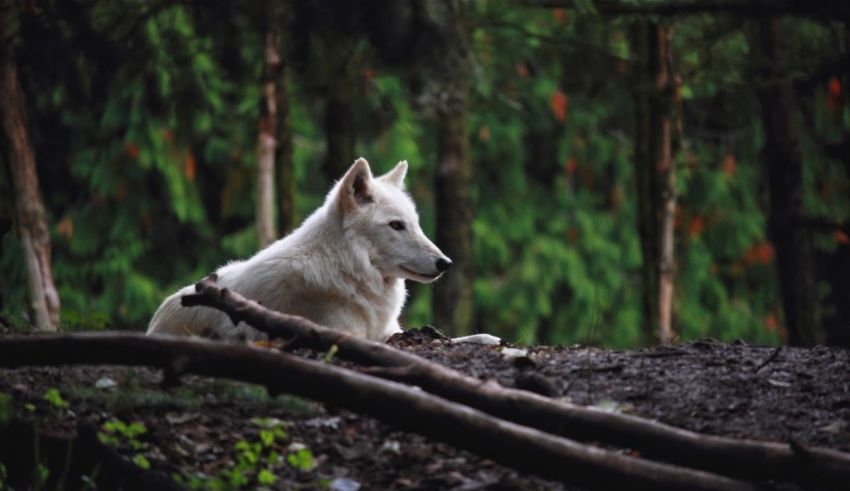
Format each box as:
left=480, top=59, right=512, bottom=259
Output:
left=147, top=157, right=452, bottom=342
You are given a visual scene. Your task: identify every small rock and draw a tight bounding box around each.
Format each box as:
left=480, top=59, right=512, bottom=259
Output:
left=500, top=347, right=529, bottom=360
left=330, top=477, right=361, bottom=491
left=94, top=377, right=117, bottom=390
left=166, top=412, right=199, bottom=425
left=451, top=334, right=501, bottom=345
left=820, top=420, right=847, bottom=433
left=380, top=440, right=401, bottom=454
left=287, top=442, right=306, bottom=452
left=767, top=379, right=792, bottom=388
left=591, top=399, right=622, bottom=413
left=303, top=416, right=341, bottom=429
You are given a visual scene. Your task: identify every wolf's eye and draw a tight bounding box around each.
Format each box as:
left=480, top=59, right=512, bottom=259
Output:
left=389, top=220, right=405, bottom=231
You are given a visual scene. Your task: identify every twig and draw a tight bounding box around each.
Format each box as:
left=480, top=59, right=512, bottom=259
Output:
left=753, top=346, right=783, bottom=373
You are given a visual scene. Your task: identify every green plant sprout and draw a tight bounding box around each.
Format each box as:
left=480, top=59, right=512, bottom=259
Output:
left=43, top=388, right=69, bottom=409
left=97, top=419, right=150, bottom=469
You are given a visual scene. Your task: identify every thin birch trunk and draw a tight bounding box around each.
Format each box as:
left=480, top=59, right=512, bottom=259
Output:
left=1, top=8, right=60, bottom=331
left=656, top=25, right=677, bottom=345
left=256, top=0, right=282, bottom=248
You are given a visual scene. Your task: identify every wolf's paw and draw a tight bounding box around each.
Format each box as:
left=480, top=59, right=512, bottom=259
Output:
left=450, top=333, right=502, bottom=345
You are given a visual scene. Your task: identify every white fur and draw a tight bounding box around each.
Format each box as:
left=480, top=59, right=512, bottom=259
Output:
left=147, top=158, right=450, bottom=342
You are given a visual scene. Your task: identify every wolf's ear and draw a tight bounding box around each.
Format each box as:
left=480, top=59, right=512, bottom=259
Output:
left=338, top=157, right=374, bottom=212
left=378, top=160, right=408, bottom=188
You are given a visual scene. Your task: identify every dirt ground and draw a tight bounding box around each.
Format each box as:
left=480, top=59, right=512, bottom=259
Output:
left=1, top=328, right=849, bottom=490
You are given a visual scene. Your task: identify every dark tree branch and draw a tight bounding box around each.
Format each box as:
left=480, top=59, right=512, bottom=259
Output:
left=0, top=333, right=755, bottom=491
left=786, top=215, right=850, bottom=235
left=179, top=275, right=850, bottom=489
left=524, top=0, right=850, bottom=21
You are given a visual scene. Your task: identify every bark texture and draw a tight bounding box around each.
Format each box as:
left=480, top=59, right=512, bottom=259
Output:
left=275, top=1, right=295, bottom=234
left=323, top=74, right=356, bottom=183
left=433, top=1, right=474, bottom=336
left=655, top=25, right=678, bottom=345
left=754, top=19, right=819, bottom=346
left=0, top=9, right=60, bottom=331
left=632, top=21, right=678, bottom=345
left=256, top=0, right=282, bottom=248
left=632, top=21, right=660, bottom=344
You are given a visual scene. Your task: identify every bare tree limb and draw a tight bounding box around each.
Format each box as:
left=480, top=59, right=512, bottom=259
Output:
left=524, top=0, right=850, bottom=21
left=180, top=275, right=850, bottom=489
left=0, top=333, right=756, bottom=491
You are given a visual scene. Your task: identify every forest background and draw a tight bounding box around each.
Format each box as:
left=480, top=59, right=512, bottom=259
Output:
left=1, top=0, right=849, bottom=349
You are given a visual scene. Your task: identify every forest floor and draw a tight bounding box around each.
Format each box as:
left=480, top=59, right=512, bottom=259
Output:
left=1, top=327, right=849, bottom=490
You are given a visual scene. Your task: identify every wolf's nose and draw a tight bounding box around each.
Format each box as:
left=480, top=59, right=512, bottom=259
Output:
left=436, top=258, right=453, bottom=272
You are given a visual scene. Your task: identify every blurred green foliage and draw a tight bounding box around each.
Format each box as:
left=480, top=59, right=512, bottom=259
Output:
left=1, top=1, right=848, bottom=347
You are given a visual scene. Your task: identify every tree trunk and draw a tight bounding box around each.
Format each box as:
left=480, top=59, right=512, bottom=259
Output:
left=434, top=107, right=474, bottom=336
left=754, top=19, right=819, bottom=346
left=275, top=2, right=295, bottom=235
left=323, top=89, right=356, bottom=184
left=256, top=0, right=282, bottom=248
left=654, top=25, right=678, bottom=345
left=632, top=22, right=679, bottom=345
left=632, top=21, right=658, bottom=344
left=432, top=1, right=474, bottom=337
left=0, top=8, right=60, bottom=331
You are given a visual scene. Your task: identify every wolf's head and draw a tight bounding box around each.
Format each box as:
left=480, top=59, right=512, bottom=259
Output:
left=334, top=157, right=452, bottom=283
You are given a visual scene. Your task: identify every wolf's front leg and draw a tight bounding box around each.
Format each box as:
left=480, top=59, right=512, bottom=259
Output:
left=379, top=319, right=404, bottom=342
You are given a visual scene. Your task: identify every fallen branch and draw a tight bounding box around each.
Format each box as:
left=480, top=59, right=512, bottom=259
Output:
left=181, top=275, right=850, bottom=489
left=0, top=333, right=754, bottom=491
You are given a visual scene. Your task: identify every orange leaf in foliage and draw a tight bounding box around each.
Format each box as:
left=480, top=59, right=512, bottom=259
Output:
left=163, top=129, right=174, bottom=143
left=827, top=76, right=842, bottom=110
left=184, top=152, right=196, bottom=181
left=550, top=90, right=568, bottom=123
left=516, top=62, right=530, bottom=79
left=836, top=230, right=850, bottom=245
left=688, top=216, right=705, bottom=238
left=56, top=216, right=74, bottom=240
left=754, top=242, right=774, bottom=264
left=124, top=142, right=140, bottom=160
left=567, top=227, right=579, bottom=244
left=764, top=314, right=779, bottom=332
left=744, top=241, right=774, bottom=265
left=362, top=68, right=376, bottom=80
left=609, top=185, right=623, bottom=210
left=722, top=154, right=736, bottom=177
left=565, top=157, right=578, bottom=176
left=828, top=76, right=841, bottom=97
left=552, top=8, right=567, bottom=25
left=478, top=125, right=491, bottom=142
